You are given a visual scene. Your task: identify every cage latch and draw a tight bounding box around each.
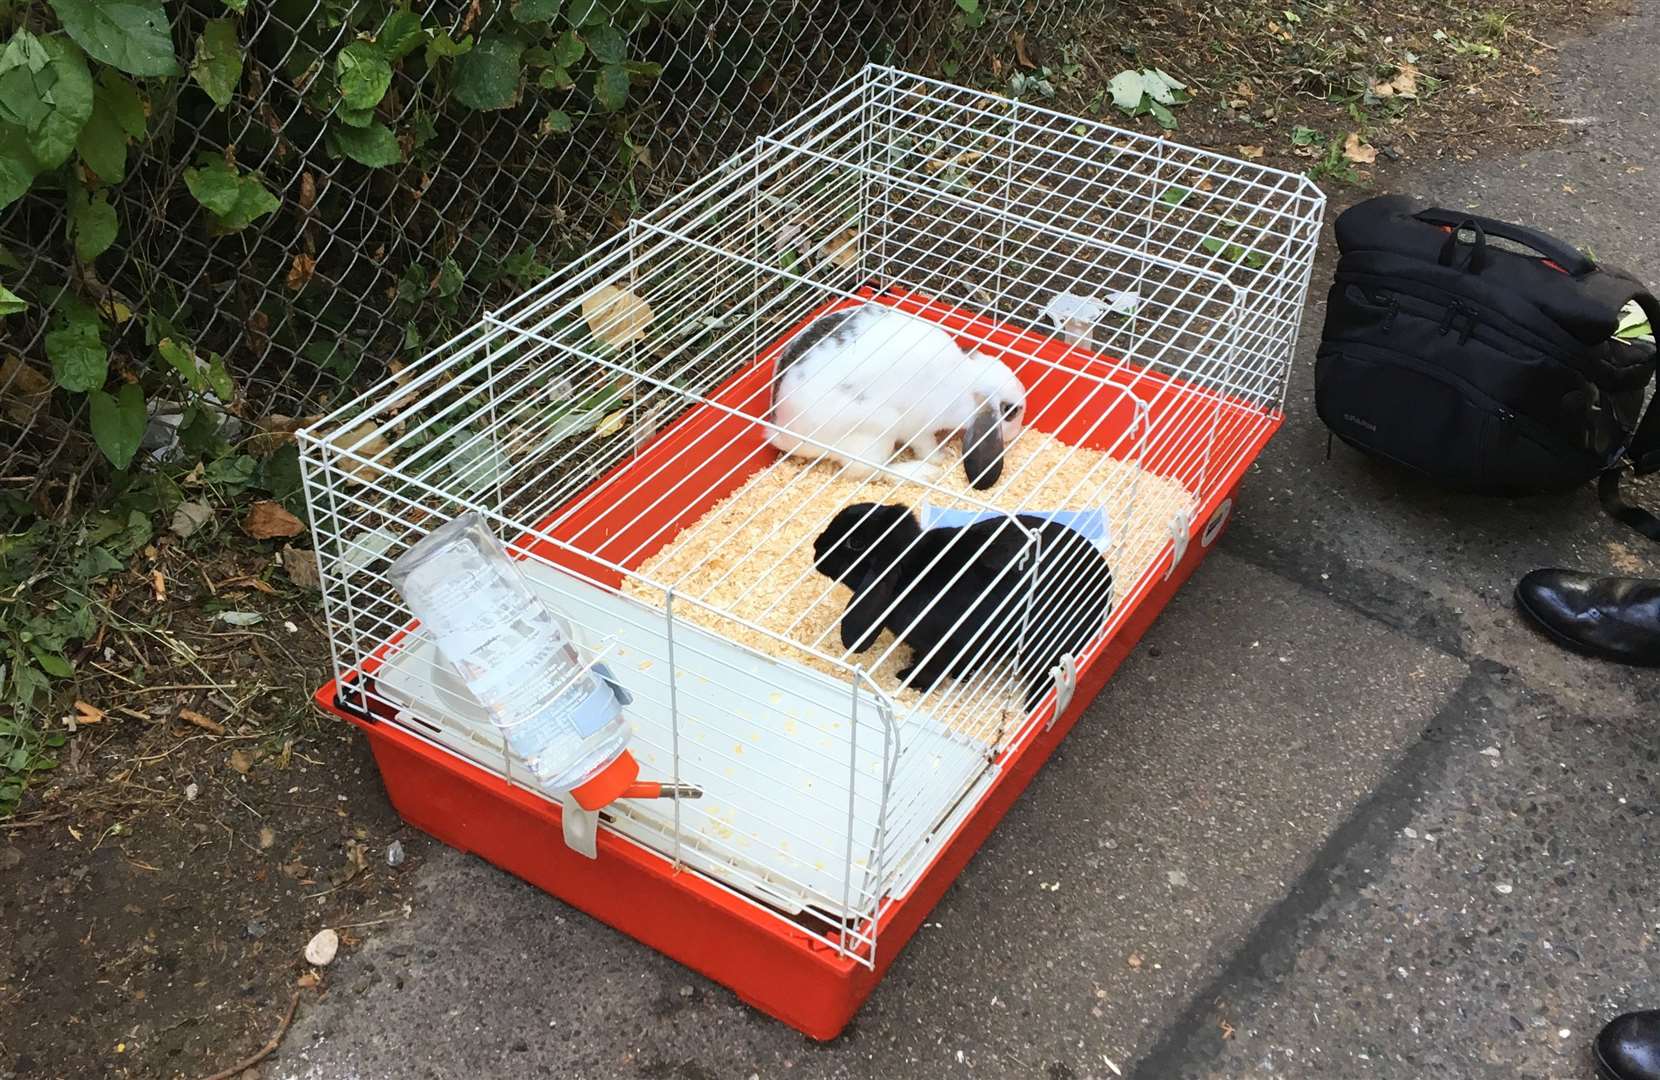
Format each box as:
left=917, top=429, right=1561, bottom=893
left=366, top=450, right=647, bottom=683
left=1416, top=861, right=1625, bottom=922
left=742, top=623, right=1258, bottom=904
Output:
left=1046, top=653, right=1078, bottom=730
left=560, top=794, right=600, bottom=859
left=1163, top=505, right=1194, bottom=580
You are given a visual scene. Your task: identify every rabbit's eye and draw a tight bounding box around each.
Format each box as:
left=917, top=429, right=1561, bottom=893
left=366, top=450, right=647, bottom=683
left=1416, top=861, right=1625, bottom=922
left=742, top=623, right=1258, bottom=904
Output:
left=1001, top=402, right=1023, bottom=420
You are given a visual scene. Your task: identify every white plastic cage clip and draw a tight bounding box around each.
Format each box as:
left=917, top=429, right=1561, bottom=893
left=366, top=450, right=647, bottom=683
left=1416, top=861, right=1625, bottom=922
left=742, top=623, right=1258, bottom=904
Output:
left=1045, top=653, right=1078, bottom=730
left=1163, top=504, right=1195, bottom=580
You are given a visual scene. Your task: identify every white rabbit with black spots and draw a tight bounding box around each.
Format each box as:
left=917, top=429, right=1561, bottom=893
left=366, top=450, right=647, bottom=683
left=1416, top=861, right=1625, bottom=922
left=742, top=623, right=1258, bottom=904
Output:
left=767, top=305, right=1027, bottom=490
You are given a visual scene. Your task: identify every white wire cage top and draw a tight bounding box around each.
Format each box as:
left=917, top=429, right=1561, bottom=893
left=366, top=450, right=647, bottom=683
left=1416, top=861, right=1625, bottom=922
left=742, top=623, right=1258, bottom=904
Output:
left=298, top=65, right=1325, bottom=963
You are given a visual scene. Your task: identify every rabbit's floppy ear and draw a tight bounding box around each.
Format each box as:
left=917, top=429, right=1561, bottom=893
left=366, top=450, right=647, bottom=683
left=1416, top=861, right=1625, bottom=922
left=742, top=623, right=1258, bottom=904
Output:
left=840, top=565, right=897, bottom=653
left=962, top=399, right=1005, bottom=490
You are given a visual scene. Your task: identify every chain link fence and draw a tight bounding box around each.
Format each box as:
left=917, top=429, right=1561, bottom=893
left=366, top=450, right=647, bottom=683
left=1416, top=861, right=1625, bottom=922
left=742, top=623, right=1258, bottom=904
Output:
left=0, top=0, right=1084, bottom=507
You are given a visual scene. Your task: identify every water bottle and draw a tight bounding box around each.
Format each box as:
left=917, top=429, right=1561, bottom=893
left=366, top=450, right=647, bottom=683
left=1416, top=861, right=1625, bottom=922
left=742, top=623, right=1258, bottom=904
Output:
left=387, top=512, right=639, bottom=808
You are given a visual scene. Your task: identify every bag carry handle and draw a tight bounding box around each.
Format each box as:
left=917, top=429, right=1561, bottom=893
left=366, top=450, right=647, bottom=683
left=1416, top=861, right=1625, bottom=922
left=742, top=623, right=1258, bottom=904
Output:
left=1415, top=207, right=1595, bottom=276
left=1598, top=290, right=1660, bottom=542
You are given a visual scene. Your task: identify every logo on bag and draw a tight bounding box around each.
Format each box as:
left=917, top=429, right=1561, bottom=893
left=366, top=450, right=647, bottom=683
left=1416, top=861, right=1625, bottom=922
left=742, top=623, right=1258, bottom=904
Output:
left=1343, top=413, right=1378, bottom=432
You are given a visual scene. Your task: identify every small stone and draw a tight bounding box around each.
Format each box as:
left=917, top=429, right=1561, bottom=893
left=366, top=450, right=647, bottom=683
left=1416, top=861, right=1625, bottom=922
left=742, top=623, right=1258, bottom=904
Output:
left=1559, top=1028, right=1572, bottom=1039
left=305, top=928, right=340, bottom=966
left=386, top=840, right=405, bottom=867
left=258, top=827, right=275, bottom=850
left=1481, top=746, right=1502, bottom=758
left=245, top=919, right=269, bottom=940
left=1495, top=883, right=1514, bottom=895
left=184, top=782, right=200, bottom=801
left=679, top=985, right=693, bottom=997
left=0, top=846, right=21, bottom=870
left=1402, top=827, right=1418, bottom=839
left=1166, top=869, right=1188, bottom=887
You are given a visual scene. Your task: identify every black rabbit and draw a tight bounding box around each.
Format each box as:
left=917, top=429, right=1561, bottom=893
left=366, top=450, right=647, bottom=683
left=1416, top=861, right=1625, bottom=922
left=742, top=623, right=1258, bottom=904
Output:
left=811, top=502, right=1114, bottom=709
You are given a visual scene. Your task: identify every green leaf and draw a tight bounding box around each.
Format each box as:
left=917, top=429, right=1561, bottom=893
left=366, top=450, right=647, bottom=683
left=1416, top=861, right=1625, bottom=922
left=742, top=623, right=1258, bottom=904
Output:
left=97, top=69, right=146, bottom=137
left=71, top=543, right=123, bottom=579
left=540, top=108, right=572, bottom=135
left=566, top=0, right=605, bottom=25
left=594, top=62, right=629, bottom=111
left=190, top=18, right=242, bottom=108
left=47, top=0, right=179, bottom=77
left=436, top=255, right=463, bottom=298
left=157, top=337, right=205, bottom=392
left=176, top=403, right=222, bottom=456
left=512, top=0, right=561, bottom=21
left=183, top=157, right=280, bottom=231
left=584, top=24, right=626, bottom=65
left=205, top=352, right=233, bottom=401
left=337, top=41, right=392, bottom=110
left=46, top=307, right=106, bottom=391
left=425, top=31, right=472, bottom=64
left=30, top=648, right=72, bottom=677
left=332, top=120, right=402, bottom=166
left=5, top=35, right=95, bottom=169
left=623, top=60, right=661, bottom=77
left=76, top=91, right=127, bottom=182
left=1159, top=185, right=1191, bottom=206
left=335, top=104, right=375, bottom=127
left=89, top=381, right=144, bottom=470
left=0, top=124, right=42, bottom=210
left=202, top=452, right=256, bottom=490
left=538, top=65, right=573, bottom=90
left=1143, top=68, right=1185, bottom=105
left=258, top=442, right=304, bottom=507
left=0, top=282, right=23, bottom=315
left=70, top=188, right=118, bottom=260
left=451, top=36, right=523, bottom=110
left=1148, top=99, right=1177, bottom=130
left=551, top=29, right=584, bottom=67
left=379, top=8, right=426, bottom=59
left=954, top=0, right=978, bottom=12
left=223, top=0, right=247, bottom=11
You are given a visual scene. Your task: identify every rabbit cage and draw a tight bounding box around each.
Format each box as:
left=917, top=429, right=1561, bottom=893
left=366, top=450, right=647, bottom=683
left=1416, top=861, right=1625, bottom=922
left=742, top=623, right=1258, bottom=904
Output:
left=301, top=66, right=1324, bottom=1039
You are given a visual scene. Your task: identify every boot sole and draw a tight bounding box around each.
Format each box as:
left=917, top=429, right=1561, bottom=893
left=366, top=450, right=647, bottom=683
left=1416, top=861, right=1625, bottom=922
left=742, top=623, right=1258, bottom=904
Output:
left=1511, top=587, right=1660, bottom=668
left=1595, top=1040, right=1637, bottom=1080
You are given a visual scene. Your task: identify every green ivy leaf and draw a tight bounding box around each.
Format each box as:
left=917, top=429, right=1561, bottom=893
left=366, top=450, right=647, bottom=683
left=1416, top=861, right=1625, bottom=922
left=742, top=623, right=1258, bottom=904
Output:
left=47, top=0, right=179, bottom=77
left=3, top=35, right=95, bottom=170
left=76, top=90, right=127, bottom=182
left=512, top=0, right=561, bottom=21
left=70, top=188, right=118, bottom=260
left=452, top=37, right=523, bottom=110
left=551, top=29, right=584, bottom=67
left=538, top=66, right=573, bottom=90
left=223, top=0, right=247, bottom=11
left=379, top=8, right=426, bottom=59
left=335, top=104, right=375, bottom=128
left=156, top=337, right=205, bottom=392
left=97, top=69, right=146, bottom=137
left=540, top=108, right=572, bottom=135
left=337, top=41, right=392, bottom=110
left=583, top=23, right=626, bottom=65
left=205, top=351, right=233, bottom=401
left=436, top=256, right=463, bottom=298
left=0, top=282, right=23, bottom=315
left=565, top=0, right=605, bottom=26
left=190, top=18, right=242, bottom=108
left=0, top=124, right=41, bottom=210
left=332, top=120, right=402, bottom=166
left=183, top=156, right=280, bottom=232
left=46, top=304, right=107, bottom=391
left=1147, top=99, right=1177, bottom=130
left=176, top=402, right=222, bottom=457
left=89, top=381, right=145, bottom=470
left=425, top=31, right=472, bottom=65
left=624, top=60, right=662, bottom=78
left=594, top=62, right=629, bottom=112
left=258, top=442, right=304, bottom=508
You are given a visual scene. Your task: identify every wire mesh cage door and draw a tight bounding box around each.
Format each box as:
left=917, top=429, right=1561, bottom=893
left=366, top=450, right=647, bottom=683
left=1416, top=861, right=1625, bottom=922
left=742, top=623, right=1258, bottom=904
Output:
left=301, top=64, right=1324, bottom=1002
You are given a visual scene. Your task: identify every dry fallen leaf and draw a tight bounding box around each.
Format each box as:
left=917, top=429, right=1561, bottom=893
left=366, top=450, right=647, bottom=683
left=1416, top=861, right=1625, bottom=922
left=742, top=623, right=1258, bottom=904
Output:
left=1370, top=62, right=1419, bottom=99
left=1233, top=79, right=1256, bottom=102
left=286, top=253, right=317, bottom=290
left=1343, top=133, right=1378, bottom=164
left=180, top=708, right=226, bottom=736
left=298, top=171, right=317, bottom=212
left=1012, top=30, right=1035, bottom=69
left=243, top=500, right=305, bottom=540
left=328, top=420, right=392, bottom=484
left=822, top=228, right=860, bottom=269
left=228, top=749, right=254, bottom=775
left=73, top=701, right=105, bottom=725
left=296, top=971, right=321, bottom=989
left=1237, top=145, right=1266, bottom=161
left=259, top=826, right=276, bottom=849
left=581, top=284, right=653, bottom=348
left=594, top=409, right=628, bottom=437
left=1, top=354, right=53, bottom=424
left=281, top=544, right=322, bottom=590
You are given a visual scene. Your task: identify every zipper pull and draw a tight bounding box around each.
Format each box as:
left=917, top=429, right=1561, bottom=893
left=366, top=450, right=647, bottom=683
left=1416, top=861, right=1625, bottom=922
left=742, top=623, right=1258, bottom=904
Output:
left=1382, top=297, right=1399, bottom=332
left=1457, top=308, right=1477, bottom=345
left=1438, top=301, right=1459, bottom=335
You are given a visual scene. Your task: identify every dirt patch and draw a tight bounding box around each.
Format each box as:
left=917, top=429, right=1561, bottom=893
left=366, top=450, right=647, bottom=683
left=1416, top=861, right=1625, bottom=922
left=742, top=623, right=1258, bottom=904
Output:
left=0, top=545, right=418, bottom=1080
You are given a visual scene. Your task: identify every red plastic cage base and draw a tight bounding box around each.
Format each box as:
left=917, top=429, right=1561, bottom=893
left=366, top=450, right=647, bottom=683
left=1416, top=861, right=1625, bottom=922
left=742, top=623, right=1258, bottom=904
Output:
left=311, top=464, right=1257, bottom=1040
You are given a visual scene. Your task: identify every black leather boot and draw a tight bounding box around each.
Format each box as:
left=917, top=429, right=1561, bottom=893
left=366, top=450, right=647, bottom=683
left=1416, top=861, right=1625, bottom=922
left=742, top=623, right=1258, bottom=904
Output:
left=1514, top=569, right=1660, bottom=666
left=1597, top=1011, right=1660, bottom=1080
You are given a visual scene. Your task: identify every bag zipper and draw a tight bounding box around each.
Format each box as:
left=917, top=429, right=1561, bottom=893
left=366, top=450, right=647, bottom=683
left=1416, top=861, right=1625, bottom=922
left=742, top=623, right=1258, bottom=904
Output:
left=1336, top=269, right=1579, bottom=358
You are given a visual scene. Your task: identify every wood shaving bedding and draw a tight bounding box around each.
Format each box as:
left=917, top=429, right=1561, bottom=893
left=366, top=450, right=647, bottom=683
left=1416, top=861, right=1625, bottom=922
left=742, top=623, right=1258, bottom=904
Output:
left=622, top=428, right=1193, bottom=748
